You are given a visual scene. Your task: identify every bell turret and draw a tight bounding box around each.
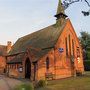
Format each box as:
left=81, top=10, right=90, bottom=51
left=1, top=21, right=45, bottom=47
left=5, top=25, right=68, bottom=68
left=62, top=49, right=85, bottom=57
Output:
left=55, top=0, right=67, bottom=26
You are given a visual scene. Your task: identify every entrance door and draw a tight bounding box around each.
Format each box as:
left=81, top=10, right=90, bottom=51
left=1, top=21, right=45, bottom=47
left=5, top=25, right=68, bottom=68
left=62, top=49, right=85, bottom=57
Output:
left=25, top=58, right=31, bottom=79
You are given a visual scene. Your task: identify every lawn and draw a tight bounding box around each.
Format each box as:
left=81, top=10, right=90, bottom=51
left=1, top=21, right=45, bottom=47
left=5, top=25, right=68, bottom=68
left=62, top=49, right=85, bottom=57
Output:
left=35, top=72, right=90, bottom=90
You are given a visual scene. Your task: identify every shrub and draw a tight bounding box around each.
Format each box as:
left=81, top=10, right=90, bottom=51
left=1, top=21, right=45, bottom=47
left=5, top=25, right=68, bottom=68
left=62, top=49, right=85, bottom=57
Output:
left=35, top=79, right=47, bottom=88
left=13, top=83, right=34, bottom=90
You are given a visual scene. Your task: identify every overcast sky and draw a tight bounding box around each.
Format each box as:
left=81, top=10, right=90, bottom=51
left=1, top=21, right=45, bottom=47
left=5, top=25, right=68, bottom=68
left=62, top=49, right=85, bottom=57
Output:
left=0, top=0, right=90, bottom=45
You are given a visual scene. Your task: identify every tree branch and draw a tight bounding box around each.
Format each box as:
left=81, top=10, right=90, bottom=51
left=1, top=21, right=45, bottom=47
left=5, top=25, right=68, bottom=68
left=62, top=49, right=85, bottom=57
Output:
left=85, top=0, right=90, bottom=7
left=62, top=0, right=90, bottom=16
left=62, top=0, right=90, bottom=10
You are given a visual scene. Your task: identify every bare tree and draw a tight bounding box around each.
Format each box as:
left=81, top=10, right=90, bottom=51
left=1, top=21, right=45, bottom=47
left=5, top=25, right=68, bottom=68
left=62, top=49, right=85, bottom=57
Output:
left=62, top=0, right=90, bottom=16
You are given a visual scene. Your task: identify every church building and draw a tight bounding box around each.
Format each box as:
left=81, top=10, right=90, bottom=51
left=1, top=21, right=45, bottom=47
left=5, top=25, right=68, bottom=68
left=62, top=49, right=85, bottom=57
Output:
left=6, top=0, right=84, bottom=81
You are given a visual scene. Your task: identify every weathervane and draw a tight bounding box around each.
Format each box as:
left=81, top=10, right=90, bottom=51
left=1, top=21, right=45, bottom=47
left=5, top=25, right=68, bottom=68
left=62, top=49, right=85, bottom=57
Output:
left=62, top=0, right=90, bottom=16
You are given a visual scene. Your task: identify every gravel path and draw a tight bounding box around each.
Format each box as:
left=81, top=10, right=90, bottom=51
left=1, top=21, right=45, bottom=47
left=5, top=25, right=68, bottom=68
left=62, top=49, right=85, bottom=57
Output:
left=0, top=75, right=28, bottom=90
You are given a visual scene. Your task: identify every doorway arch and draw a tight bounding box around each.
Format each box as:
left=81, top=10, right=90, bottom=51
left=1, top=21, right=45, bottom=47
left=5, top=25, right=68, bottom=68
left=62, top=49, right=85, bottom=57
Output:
left=25, top=58, right=31, bottom=79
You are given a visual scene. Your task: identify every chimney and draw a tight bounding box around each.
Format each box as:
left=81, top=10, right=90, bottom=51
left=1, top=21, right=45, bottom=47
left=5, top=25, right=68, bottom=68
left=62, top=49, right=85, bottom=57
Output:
left=7, top=41, right=12, bottom=53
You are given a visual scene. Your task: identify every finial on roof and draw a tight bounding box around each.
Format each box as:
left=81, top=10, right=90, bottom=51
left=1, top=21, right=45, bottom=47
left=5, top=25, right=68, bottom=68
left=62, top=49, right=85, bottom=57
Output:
left=54, top=0, right=68, bottom=27
left=57, top=0, right=64, bottom=15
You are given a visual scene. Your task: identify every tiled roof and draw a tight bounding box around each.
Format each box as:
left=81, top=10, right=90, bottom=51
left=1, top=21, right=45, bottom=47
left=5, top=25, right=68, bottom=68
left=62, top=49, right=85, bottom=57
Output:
left=7, top=53, right=24, bottom=64
left=8, top=20, right=66, bottom=56
left=7, top=19, right=67, bottom=64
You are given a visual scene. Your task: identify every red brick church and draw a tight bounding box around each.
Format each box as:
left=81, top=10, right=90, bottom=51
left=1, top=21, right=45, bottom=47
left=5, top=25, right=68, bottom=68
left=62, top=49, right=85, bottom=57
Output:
left=6, top=0, right=84, bottom=81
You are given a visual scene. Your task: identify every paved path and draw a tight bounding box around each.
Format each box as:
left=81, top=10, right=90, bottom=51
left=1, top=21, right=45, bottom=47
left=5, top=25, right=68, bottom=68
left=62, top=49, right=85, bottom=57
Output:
left=0, top=75, right=30, bottom=90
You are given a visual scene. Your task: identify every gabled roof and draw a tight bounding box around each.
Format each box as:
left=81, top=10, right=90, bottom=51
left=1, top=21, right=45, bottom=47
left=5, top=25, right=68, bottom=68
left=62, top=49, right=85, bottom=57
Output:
left=8, top=20, right=67, bottom=56
left=0, top=45, right=7, bottom=56
left=7, top=0, right=68, bottom=64
left=7, top=20, right=67, bottom=63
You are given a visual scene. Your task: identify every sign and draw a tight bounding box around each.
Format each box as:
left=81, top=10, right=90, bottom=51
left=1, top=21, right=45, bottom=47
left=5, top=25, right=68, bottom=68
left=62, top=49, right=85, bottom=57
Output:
left=77, top=57, right=80, bottom=63
left=58, top=48, right=64, bottom=53
left=18, top=67, right=23, bottom=73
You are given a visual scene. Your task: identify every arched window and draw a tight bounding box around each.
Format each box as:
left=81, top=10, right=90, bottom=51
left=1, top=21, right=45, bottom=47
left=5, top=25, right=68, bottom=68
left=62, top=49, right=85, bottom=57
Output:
left=65, top=37, right=68, bottom=56
left=46, top=57, right=49, bottom=70
left=72, top=39, right=75, bottom=56
left=77, top=47, right=80, bottom=57
left=69, top=34, right=71, bottom=56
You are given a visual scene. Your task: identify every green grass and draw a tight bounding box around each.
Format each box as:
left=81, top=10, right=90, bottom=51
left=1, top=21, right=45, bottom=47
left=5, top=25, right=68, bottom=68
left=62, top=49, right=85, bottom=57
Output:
left=13, top=83, right=34, bottom=90
left=35, top=72, right=90, bottom=90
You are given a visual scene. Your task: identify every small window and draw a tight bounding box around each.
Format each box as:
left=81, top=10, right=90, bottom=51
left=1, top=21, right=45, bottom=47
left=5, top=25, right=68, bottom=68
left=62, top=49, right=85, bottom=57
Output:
left=10, top=65, right=11, bottom=69
left=69, top=34, right=71, bottom=56
left=46, top=57, right=49, bottom=70
left=12, top=65, right=13, bottom=69
left=14, top=64, right=16, bottom=69
left=9, top=65, right=10, bottom=69
left=77, top=47, right=80, bottom=57
left=72, top=39, right=75, bottom=56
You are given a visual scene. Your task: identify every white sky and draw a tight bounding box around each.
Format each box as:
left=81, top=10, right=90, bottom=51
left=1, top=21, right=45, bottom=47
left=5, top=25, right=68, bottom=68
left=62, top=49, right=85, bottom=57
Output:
left=0, top=0, right=90, bottom=45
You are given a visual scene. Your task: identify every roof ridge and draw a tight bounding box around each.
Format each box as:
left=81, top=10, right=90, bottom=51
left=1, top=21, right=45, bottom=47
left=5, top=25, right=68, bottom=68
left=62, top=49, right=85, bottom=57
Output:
left=19, top=24, right=56, bottom=40
left=9, top=19, right=68, bottom=56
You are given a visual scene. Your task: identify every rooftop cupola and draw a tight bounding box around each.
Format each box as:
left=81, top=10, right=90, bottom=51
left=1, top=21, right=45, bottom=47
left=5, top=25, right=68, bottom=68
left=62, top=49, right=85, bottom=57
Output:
left=55, top=0, right=68, bottom=26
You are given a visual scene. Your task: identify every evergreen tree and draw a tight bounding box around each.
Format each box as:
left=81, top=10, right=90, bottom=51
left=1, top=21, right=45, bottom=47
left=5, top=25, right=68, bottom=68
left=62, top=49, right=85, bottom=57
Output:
left=79, top=31, right=90, bottom=60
